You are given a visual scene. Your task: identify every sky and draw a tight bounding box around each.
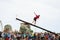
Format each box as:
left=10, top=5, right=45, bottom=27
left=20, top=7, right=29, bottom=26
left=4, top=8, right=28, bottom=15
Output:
left=0, top=0, right=60, bottom=33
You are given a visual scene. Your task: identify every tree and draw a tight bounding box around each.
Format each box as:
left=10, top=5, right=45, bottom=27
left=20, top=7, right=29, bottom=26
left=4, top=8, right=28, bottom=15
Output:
left=4, top=24, right=12, bottom=32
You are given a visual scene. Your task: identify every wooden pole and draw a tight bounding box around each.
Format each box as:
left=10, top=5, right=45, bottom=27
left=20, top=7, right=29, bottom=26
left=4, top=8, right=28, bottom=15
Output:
left=16, top=18, right=58, bottom=36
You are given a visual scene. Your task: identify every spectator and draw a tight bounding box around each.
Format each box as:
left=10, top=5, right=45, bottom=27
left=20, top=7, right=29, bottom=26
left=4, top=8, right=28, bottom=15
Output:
left=0, top=31, right=2, bottom=40
left=41, top=33, right=44, bottom=40
left=59, top=36, right=60, bottom=40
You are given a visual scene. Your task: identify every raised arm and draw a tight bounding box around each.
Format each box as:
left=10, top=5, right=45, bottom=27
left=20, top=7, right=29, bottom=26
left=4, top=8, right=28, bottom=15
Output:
left=34, top=12, right=37, bottom=16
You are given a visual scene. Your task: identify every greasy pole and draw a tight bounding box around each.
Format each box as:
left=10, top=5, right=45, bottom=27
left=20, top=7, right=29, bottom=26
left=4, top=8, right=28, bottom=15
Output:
left=16, top=18, right=58, bottom=36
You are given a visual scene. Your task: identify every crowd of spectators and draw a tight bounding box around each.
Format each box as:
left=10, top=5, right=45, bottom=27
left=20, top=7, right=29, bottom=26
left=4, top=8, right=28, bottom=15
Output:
left=0, top=30, right=60, bottom=40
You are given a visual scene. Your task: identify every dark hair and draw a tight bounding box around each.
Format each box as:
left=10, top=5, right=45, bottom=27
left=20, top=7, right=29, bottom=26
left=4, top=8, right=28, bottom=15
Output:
left=38, top=15, right=40, bottom=16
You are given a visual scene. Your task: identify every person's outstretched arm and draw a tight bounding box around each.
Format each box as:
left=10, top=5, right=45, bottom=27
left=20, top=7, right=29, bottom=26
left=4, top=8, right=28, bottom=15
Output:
left=34, top=12, right=37, bottom=16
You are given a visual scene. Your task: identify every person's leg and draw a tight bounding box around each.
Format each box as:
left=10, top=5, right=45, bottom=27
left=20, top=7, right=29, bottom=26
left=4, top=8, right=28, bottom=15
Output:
left=34, top=18, right=36, bottom=24
left=32, top=18, right=35, bottom=23
left=32, top=20, right=36, bottom=24
left=34, top=21, right=36, bottom=24
left=32, top=20, right=34, bottom=23
left=32, top=18, right=36, bottom=24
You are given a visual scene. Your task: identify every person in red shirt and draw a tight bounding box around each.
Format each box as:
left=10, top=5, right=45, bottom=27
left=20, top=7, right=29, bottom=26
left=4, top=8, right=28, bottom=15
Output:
left=32, top=12, right=40, bottom=24
left=5, top=37, right=9, bottom=40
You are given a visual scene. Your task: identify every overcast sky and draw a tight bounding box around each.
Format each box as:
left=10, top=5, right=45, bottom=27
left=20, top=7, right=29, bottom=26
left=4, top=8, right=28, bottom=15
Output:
left=0, top=0, right=60, bottom=33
